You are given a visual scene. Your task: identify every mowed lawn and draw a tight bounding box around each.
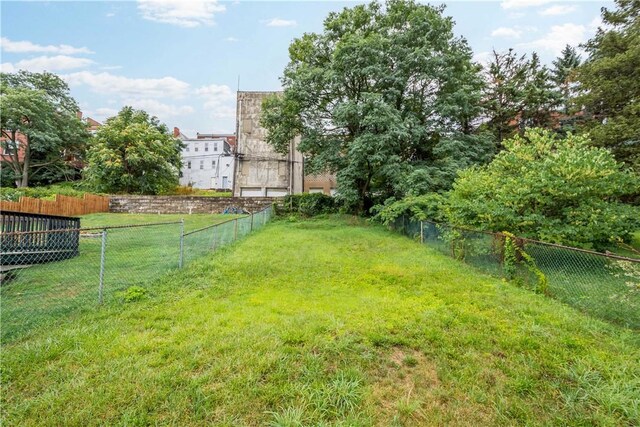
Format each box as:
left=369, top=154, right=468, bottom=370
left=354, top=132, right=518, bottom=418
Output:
left=2, top=217, right=638, bottom=426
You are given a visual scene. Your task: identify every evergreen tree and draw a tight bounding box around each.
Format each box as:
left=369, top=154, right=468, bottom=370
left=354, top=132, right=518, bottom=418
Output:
left=551, top=45, right=582, bottom=114
left=577, top=0, right=640, bottom=172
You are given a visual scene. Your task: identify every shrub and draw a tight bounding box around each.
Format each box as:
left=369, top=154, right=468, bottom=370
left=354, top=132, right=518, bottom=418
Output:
left=0, top=182, right=96, bottom=201
left=279, top=193, right=337, bottom=217
left=372, top=193, right=447, bottom=225
left=447, top=129, right=640, bottom=249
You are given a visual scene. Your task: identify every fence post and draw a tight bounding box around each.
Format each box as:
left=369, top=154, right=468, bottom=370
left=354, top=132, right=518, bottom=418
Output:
left=212, top=225, right=217, bottom=251
left=234, top=218, right=238, bottom=240
left=420, top=221, right=424, bottom=244
left=263, top=208, right=267, bottom=226
left=98, top=229, right=107, bottom=304
left=251, top=213, right=254, bottom=232
left=179, top=219, right=184, bottom=268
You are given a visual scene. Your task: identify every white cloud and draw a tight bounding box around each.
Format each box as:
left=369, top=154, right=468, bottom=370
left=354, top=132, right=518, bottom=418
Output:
left=539, top=5, right=577, bottom=16
left=264, top=18, right=297, bottom=27
left=518, top=23, right=586, bottom=55
left=1, top=63, right=16, bottom=73
left=95, top=107, right=119, bottom=117
left=3, top=55, right=94, bottom=72
left=196, top=83, right=236, bottom=119
left=124, top=98, right=195, bottom=117
left=106, top=12, right=116, bottom=18
left=100, top=65, right=123, bottom=70
left=491, top=27, right=523, bottom=38
left=64, top=71, right=190, bottom=99
left=473, top=51, right=493, bottom=66
left=225, top=37, right=239, bottom=42
left=0, top=37, right=93, bottom=55
left=501, top=0, right=555, bottom=9
left=137, top=0, right=225, bottom=27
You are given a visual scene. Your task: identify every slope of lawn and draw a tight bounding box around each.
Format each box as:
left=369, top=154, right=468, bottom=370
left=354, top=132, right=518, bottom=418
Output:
left=80, top=212, right=241, bottom=232
left=2, top=217, right=638, bottom=426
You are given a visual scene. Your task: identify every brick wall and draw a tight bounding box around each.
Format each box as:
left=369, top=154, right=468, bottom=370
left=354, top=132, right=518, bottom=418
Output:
left=109, top=196, right=276, bottom=214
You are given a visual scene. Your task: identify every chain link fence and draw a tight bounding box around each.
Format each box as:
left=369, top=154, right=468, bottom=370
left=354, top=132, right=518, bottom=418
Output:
left=0, top=206, right=273, bottom=343
left=392, top=216, right=640, bottom=329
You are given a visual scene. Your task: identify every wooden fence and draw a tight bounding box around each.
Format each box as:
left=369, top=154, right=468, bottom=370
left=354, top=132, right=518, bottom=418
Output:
left=0, top=194, right=110, bottom=216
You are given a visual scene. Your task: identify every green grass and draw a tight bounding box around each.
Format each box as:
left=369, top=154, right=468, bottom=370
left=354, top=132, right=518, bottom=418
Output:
left=1, top=213, right=246, bottom=343
left=80, top=212, right=240, bottom=232
left=2, top=216, right=638, bottom=425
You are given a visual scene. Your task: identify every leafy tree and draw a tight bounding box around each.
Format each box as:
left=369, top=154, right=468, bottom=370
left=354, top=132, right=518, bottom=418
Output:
left=84, top=107, right=182, bottom=194
left=0, top=71, right=88, bottom=187
left=481, top=50, right=560, bottom=143
left=446, top=129, right=640, bottom=249
left=577, top=0, right=640, bottom=172
left=261, top=0, right=491, bottom=213
left=551, top=44, right=582, bottom=114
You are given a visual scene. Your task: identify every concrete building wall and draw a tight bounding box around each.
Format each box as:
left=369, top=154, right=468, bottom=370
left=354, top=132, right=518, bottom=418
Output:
left=233, top=91, right=303, bottom=197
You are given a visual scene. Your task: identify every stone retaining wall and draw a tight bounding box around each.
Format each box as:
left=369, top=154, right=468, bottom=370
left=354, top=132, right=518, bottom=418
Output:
left=109, top=196, right=276, bottom=214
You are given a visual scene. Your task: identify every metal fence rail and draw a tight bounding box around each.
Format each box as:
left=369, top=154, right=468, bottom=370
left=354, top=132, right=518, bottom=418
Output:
left=0, top=206, right=274, bottom=344
left=392, top=216, right=640, bottom=329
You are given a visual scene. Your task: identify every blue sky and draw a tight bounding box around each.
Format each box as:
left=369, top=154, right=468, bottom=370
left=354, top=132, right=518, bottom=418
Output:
left=1, top=0, right=611, bottom=136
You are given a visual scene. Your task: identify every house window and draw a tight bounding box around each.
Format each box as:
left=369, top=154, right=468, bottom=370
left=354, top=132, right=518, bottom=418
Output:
left=187, top=161, right=191, bottom=169
left=199, top=160, right=204, bottom=170
left=1, top=143, right=10, bottom=155
left=185, top=144, right=189, bottom=152
left=212, top=160, right=216, bottom=168
left=205, top=143, right=209, bottom=152
left=194, top=144, right=199, bottom=152
left=214, top=142, right=218, bottom=151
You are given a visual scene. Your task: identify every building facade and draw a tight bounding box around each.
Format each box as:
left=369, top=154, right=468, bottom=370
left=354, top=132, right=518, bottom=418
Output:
left=233, top=91, right=304, bottom=197
left=175, top=127, right=235, bottom=190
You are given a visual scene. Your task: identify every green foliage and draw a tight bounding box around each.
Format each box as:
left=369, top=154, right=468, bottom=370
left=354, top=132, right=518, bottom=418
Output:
left=262, top=0, right=491, bottom=213
left=0, top=71, right=88, bottom=187
left=576, top=0, right=640, bottom=172
left=372, top=193, right=446, bottom=225
left=481, top=50, right=561, bottom=143
left=117, top=286, right=148, bottom=303
left=279, top=193, right=338, bottom=217
left=503, top=232, right=548, bottom=294
left=447, top=128, right=640, bottom=249
left=551, top=45, right=582, bottom=116
left=0, top=182, right=96, bottom=201
left=84, top=106, right=182, bottom=194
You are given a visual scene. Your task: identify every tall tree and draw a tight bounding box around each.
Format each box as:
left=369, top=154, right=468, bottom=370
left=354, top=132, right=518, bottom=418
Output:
left=551, top=44, right=582, bottom=114
left=261, top=0, right=491, bottom=213
left=0, top=71, right=88, bottom=187
left=480, top=49, right=528, bottom=143
left=84, top=107, right=182, bottom=194
left=577, top=0, right=640, bottom=172
left=481, top=50, right=559, bottom=143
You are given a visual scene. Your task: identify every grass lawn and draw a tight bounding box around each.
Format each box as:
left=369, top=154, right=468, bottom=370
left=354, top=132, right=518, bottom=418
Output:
left=80, top=212, right=240, bottom=232
left=1, top=213, right=245, bottom=343
left=2, top=217, right=639, bottom=425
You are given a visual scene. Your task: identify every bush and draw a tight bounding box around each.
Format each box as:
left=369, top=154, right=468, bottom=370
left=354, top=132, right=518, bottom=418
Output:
left=0, top=182, right=95, bottom=201
left=278, top=193, right=338, bottom=217
left=372, top=193, right=447, bottom=225
left=447, top=129, right=640, bottom=249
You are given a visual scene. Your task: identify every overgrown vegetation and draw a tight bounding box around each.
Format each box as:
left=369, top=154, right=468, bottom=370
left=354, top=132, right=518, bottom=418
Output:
left=0, top=181, right=99, bottom=201
left=2, top=217, right=638, bottom=425
left=277, top=193, right=338, bottom=217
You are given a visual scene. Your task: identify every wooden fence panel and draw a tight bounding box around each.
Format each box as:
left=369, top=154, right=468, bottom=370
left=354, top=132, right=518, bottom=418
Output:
left=0, top=194, right=110, bottom=216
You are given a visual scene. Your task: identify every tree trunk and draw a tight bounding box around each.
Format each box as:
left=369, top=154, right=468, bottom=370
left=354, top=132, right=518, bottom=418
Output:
left=19, top=137, right=31, bottom=187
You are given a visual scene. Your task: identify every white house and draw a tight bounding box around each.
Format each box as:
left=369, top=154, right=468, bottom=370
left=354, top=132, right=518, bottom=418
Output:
left=174, top=128, right=235, bottom=190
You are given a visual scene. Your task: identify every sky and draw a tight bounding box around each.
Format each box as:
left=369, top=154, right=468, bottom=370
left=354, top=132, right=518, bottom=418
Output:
left=1, top=0, right=612, bottom=136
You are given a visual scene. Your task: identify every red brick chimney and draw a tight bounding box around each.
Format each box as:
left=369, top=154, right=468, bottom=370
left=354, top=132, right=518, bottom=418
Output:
left=173, top=127, right=180, bottom=138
